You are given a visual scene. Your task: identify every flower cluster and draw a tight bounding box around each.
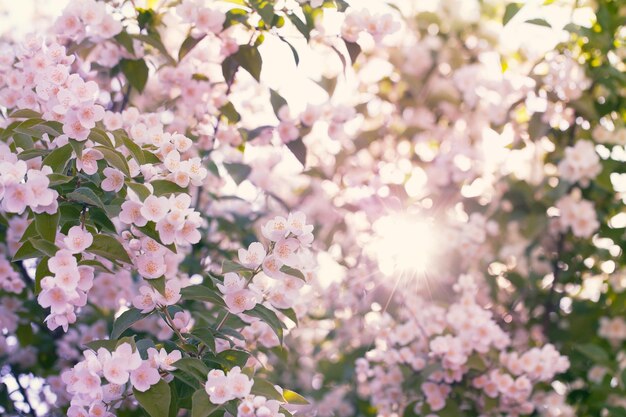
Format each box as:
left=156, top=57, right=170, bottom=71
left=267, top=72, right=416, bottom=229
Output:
left=38, top=247, right=95, bottom=331
left=238, top=395, right=286, bottom=417
left=218, top=212, right=314, bottom=316
left=54, top=0, right=122, bottom=41
left=205, top=366, right=253, bottom=405
left=557, top=140, right=601, bottom=185
left=0, top=149, right=58, bottom=214
left=355, top=275, right=569, bottom=415
left=555, top=190, right=599, bottom=238
left=63, top=343, right=180, bottom=416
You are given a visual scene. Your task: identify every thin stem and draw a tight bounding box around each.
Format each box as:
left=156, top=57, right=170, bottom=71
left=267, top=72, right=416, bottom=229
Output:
left=161, top=306, right=188, bottom=346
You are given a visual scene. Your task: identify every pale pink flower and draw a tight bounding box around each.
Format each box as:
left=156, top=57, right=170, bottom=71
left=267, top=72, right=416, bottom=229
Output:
left=64, top=226, right=93, bottom=254
left=137, top=254, right=166, bottom=279
left=238, top=242, right=266, bottom=269
left=130, top=362, right=161, bottom=392
left=101, top=167, right=124, bottom=192
left=141, top=195, right=170, bottom=222
left=76, top=148, right=103, bottom=175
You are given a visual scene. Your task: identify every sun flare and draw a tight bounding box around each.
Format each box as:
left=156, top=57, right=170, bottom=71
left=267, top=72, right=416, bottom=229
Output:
left=371, top=214, right=440, bottom=277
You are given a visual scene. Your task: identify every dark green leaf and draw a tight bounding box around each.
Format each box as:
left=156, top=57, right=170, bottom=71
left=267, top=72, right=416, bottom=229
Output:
left=251, top=377, right=283, bottom=401
left=111, top=308, right=149, bottom=339
left=250, top=0, right=275, bottom=25
left=179, top=34, right=206, bottom=61
left=67, top=187, right=105, bottom=209
left=9, top=109, right=42, bottom=119
left=279, top=265, right=305, bottom=280
left=94, top=146, right=130, bottom=177
left=12, top=240, right=42, bottom=262
left=247, top=304, right=284, bottom=343
left=115, top=30, right=135, bottom=55
left=344, top=40, right=361, bottom=64
left=134, top=379, right=171, bottom=417
left=286, top=138, right=306, bottom=167
left=173, top=357, right=211, bottom=382
left=525, top=18, right=551, bottom=27
left=189, top=328, right=216, bottom=353
left=35, top=212, right=59, bottom=243
left=180, top=285, right=226, bottom=307
left=151, top=179, right=186, bottom=196
left=30, top=238, right=58, bottom=257
left=192, top=389, right=220, bottom=417
left=269, top=89, right=288, bottom=117
left=88, top=234, right=132, bottom=264
left=235, top=45, right=262, bottom=82
left=223, top=162, right=251, bottom=185
left=120, top=58, right=150, bottom=93
left=42, top=144, right=73, bottom=173
left=503, top=3, right=522, bottom=25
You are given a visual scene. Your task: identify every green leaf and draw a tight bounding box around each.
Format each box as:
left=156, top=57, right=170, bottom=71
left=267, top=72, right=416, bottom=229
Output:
left=12, top=240, right=41, bottom=261
left=278, top=308, right=298, bottom=326
left=189, top=328, right=216, bottom=353
left=219, top=102, right=241, bottom=124
left=148, top=276, right=166, bottom=295
left=42, top=144, right=73, bottom=173
left=134, top=379, right=171, bottom=417
left=278, top=36, right=299, bottom=66
left=88, top=234, right=132, bottom=265
left=18, top=148, right=50, bottom=161
left=173, top=357, right=211, bottom=382
left=251, top=378, right=283, bottom=401
left=180, top=285, right=226, bottom=307
left=223, top=162, right=251, bottom=185
left=191, top=389, right=220, bottom=417
left=222, top=54, right=239, bottom=85
left=287, top=13, right=310, bottom=40
left=89, top=128, right=115, bottom=148
left=9, top=109, right=42, bottom=118
left=283, top=389, right=308, bottom=405
left=35, top=212, right=59, bottom=243
left=269, top=89, right=287, bottom=117
left=85, top=339, right=119, bottom=352
left=179, top=34, right=206, bottom=61
left=79, top=259, right=113, bottom=273
left=151, top=179, right=185, bottom=196
left=344, top=40, right=361, bottom=64
left=48, top=173, right=73, bottom=186
left=250, top=0, right=275, bottom=25
left=127, top=182, right=151, bottom=201
left=279, top=265, right=305, bottom=280
left=114, top=30, right=135, bottom=55
left=30, top=238, right=58, bottom=257
left=111, top=308, right=149, bottom=339
left=120, top=58, right=150, bottom=93
left=286, top=138, right=307, bottom=167
left=247, top=304, right=284, bottom=343
left=69, top=139, right=85, bottom=157
left=235, top=45, right=262, bottom=82
left=575, top=343, right=610, bottom=364
left=503, top=3, right=522, bottom=25
left=119, top=134, right=146, bottom=164
left=525, top=18, right=551, bottom=27
left=35, top=257, right=51, bottom=293
left=133, top=33, right=177, bottom=66
left=94, top=146, right=130, bottom=177
left=90, top=207, right=118, bottom=233
left=67, top=187, right=105, bottom=209
left=215, top=349, right=250, bottom=368
left=221, top=260, right=249, bottom=274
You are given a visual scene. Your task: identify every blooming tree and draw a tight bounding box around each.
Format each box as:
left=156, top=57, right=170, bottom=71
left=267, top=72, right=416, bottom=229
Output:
left=0, top=0, right=624, bottom=417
